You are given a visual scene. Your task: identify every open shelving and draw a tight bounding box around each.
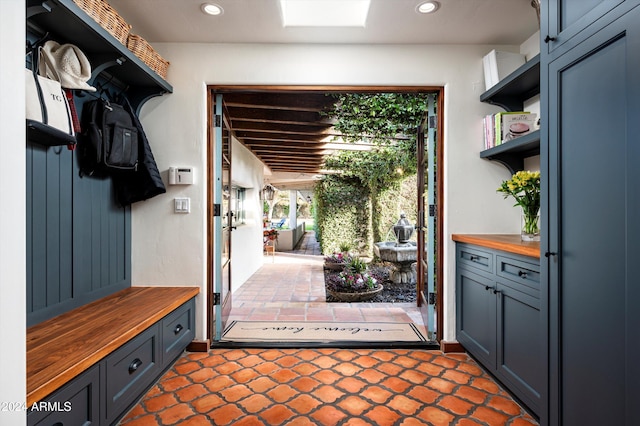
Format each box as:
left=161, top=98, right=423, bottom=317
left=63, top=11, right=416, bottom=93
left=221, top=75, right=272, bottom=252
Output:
left=480, top=130, right=539, bottom=174
left=480, top=54, right=540, bottom=172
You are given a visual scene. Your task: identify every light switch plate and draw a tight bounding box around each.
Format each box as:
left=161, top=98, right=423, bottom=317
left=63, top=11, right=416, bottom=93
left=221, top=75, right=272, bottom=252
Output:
left=174, top=197, right=190, bottom=213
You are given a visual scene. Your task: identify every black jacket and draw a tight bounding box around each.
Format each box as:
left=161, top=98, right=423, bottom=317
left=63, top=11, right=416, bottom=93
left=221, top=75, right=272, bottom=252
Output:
left=114, top=98, right=166, bottom=206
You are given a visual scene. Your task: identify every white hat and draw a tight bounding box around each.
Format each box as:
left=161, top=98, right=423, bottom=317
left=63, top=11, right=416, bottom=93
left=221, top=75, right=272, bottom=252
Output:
left=39, top=41, right=96, bottom=92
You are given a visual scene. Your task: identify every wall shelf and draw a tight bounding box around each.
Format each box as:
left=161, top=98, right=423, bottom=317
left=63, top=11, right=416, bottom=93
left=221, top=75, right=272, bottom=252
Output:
left=27, top=0, right=172, bottom=109
left=480, top=130, right=540, bottom=174
left=480, top=54, right=540, bottom=112
left=480, top=54, right=540, bottom=172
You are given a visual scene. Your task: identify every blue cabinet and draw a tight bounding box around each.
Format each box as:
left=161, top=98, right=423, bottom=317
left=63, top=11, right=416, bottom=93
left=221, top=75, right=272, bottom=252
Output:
left=542, top=2, right=640, bottom=425
left=456, top=242, right=541, bottom=416
left=27, top=298, right=196, bottom=426
left=28, top=364, right=100, bottom=426
left=543, top=0, right=633, bottom=54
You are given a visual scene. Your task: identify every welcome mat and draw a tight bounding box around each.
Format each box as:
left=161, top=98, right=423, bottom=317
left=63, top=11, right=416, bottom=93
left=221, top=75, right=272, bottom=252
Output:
left=221, top=321, right=428, bottom=343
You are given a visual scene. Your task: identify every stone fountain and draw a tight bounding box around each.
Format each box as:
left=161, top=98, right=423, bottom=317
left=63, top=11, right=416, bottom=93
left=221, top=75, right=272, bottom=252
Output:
left=373, top=213, right=418, bottom=285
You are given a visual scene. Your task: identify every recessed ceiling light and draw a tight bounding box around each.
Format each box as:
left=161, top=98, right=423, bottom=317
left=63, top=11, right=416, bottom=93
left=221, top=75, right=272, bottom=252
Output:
left=416, top=1, right=440, bottom=14
left=201, top=3, right=223, bottom=16
left=280, top=0, right=371, bottom=27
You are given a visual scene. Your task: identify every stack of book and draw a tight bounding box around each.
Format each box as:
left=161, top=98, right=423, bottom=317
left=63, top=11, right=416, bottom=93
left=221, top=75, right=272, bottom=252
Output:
left=483, top=112, right=537, bottom=150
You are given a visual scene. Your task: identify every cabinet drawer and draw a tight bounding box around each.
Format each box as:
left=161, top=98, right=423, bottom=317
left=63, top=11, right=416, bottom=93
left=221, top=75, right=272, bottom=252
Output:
left=105, top=324, right=161, bottom=424
left=496, top=255, right=540, bottom=292
left=162, top=298, right=195, bottom=365
left=457, top=244, right=493, bottom=274
left=28, top=364, right=100, bottom=426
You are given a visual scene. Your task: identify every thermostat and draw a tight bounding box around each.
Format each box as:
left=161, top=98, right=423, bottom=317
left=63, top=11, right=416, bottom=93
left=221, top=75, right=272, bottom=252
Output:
left=169, top=167, right=194, bottom=185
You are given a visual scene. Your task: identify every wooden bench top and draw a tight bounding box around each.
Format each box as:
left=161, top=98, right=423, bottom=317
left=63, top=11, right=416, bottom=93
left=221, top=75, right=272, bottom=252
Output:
left=27, top=286, right=199, bottom=406
left=451, top=234, right=540, bottom=258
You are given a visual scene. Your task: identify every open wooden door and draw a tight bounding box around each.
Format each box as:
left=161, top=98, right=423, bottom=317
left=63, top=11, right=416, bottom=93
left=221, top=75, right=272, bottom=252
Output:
left=209, top=93, right=233, bottom=342
left=416, top=93, right=438, bottom=342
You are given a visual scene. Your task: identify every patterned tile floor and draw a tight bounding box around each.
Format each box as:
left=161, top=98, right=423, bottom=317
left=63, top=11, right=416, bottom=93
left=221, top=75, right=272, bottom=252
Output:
left=120, top=232, right=539, bottom=425
left=120, top=348, right=538, bottom=425
left=230, top=232, right=427, bottom=331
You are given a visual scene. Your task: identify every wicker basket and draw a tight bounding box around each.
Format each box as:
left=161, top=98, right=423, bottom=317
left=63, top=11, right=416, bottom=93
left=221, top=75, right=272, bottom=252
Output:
left=73, top=0, right=131, bottom=45
left=127, top=34, right=170, bottom=79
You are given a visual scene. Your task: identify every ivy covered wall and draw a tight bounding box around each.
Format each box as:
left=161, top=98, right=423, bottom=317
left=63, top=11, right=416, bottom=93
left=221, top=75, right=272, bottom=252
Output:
left=314, top=175, right=371, bottom=255
left=377, top=174, right=418, bottom=243
left=315, top=174, right=418, bottom=256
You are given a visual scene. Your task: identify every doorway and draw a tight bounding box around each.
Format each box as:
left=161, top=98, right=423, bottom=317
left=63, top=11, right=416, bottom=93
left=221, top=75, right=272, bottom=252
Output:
left=207, top=86, right=444, bottom=345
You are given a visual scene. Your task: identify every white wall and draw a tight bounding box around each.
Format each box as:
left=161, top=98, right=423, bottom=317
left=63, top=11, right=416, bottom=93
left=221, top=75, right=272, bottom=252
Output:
left=134, top=42, right=523, bottom=341
left=131, top=82, right=266, bottom=338
left=230, top=138, right=265, bottom=292
left=0, top=0, right=26, bottom=424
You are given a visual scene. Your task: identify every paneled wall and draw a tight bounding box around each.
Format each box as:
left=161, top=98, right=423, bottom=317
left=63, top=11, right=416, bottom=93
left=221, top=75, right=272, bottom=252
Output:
left=26, top=97, right=131, bottom=326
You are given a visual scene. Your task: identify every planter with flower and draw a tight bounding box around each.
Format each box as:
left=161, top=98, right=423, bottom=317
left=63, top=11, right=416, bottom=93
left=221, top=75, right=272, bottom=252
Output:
left=323, top=251, right=353, bottom=271
left=263, top=229, right=278, bottom=241
left=326, top=257, right=383, bottom=302
left=497, top=170, right=541, bottom=241
left=326, top=272, right=383, bottom=302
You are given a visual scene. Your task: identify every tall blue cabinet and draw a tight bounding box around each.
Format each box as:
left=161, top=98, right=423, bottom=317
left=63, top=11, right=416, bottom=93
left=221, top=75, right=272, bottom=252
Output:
left=541, top=1, right=640, bottom=424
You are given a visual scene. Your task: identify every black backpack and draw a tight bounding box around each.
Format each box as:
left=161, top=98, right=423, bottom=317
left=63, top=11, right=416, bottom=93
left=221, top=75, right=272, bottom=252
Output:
left=80, top=99, right=139, bottom=176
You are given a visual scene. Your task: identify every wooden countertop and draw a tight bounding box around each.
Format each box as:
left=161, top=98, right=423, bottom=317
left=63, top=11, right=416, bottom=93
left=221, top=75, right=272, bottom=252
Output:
left=451, top=234, right=540, bottom=258
left=27, top=286, right=200, bottom=406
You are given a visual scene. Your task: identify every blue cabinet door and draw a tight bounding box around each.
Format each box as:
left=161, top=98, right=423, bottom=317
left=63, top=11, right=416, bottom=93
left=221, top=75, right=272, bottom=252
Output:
left=543, top=0, right=635, bottom=54
left=545, top=6, right=640, bottom=425
left=495, top=282, right=542, bottom=415
left=456, top=268, right=497, bottom=369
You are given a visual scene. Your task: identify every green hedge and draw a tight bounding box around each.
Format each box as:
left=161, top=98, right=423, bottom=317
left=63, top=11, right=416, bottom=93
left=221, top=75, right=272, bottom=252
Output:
left=314, top=176, right=371, bottom=256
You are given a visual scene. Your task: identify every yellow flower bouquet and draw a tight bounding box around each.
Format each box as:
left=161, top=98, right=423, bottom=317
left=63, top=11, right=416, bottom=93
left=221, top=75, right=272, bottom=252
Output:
left=497, top=170, right=541, bottom=240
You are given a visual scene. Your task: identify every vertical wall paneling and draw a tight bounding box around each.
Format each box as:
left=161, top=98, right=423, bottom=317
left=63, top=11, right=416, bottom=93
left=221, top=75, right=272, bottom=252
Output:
left=26, top=143, right=74, bottom=314
left=71, top=143, right=130, bottom=301
left=27, top=96, right=131, bottom=326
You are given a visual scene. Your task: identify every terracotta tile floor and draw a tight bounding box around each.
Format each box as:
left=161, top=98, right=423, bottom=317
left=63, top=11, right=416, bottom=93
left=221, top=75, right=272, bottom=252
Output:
left=120, top=348, right=538, bottom=425
left=229, top=232, right=427, bottom=333
left=120, top=232, right=539, bottom=425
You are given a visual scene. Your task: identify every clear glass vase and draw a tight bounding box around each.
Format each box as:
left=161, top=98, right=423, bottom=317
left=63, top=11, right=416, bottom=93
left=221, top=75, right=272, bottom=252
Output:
left=521, top=211, right=540, bottom=241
